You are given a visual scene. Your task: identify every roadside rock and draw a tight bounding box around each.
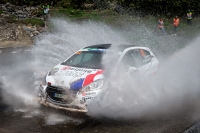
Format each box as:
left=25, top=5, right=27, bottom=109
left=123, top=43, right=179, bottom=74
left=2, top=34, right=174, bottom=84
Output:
left=1, top=3, right=41, bottom=19
left=0, top=3, right=45, bottom=48
left=0, top=18, right=6, bottom=25
left=0, top=23, right=33, bottom=48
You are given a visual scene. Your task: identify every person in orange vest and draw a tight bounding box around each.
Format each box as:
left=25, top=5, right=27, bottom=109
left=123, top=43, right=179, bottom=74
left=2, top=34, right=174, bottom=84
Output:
left=158, top=18, right=166, bottom=35
left=172, top=16, right=180, bottom=35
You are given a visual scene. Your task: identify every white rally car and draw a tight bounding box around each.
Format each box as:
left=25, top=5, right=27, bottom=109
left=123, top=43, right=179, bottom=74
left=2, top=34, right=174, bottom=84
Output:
left=38, top=44, right=159, bottom=112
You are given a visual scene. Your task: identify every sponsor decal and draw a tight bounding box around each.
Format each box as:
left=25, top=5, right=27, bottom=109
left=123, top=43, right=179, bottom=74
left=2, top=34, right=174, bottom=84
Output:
left=61, top=66, right=70, bottom=70
left=70, top=67, right=93, bottom=73
left=82, top=92, right=96, bottom=96
left=80, top=97, right=93, bottom=103
left=83, top=97, right=93, bottom=101
left=70, top=78, right=84, bottom=91
left=76, top=51, right=82, bottom=54
left=82, top=92, right=86, bottom=96
left=83, top=70, right=103, bottom=87
left=86, top=92, right=96, bottom=95
left=56, top=71, right=85, bottom=77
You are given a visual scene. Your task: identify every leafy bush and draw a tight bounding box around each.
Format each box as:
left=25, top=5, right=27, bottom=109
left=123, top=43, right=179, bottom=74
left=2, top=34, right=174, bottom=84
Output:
left=19, top=18, right=44, bottom=27
left=56, top=0, right=71, bottom=8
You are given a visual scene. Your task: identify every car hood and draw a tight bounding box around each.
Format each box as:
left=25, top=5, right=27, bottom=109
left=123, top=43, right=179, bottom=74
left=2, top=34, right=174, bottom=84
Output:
left=46, top=65, right=104, bottom=91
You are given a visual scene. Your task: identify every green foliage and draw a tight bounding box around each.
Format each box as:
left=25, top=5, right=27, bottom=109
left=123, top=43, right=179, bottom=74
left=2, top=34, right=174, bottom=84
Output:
left=114, top=0, right=200, bottom=17
left=1, top=0, right=199, bottom=41
left=19, top=18, right=44, bottom=27
left=53, top=7, right=119, bottom=21
left=53, top=7, right=84, bottom=18
left=71, top=0, right=86, bottom=9
left=4, top=15, right=17, bottom=23
left=0, top=0, right=200, bottom=18
left=56, top=0, right=71, bottom=8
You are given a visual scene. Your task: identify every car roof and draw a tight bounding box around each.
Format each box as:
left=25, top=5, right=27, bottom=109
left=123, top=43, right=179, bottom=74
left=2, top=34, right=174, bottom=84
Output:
left=84, top=44, right=139, bottom=51
left=117, top=44, right=138, bottom=51
left=84, top=44, right=112, bottom=49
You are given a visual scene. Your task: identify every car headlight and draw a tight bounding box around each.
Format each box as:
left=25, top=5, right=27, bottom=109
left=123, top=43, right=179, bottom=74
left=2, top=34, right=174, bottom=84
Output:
left=81, top=79, right=104, bottom=92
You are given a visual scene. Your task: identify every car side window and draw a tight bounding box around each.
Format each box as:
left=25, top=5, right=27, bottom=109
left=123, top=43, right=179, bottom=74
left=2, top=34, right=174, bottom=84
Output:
left=132, top=49, right=144, bottom=67
left=143, top=49, right=151, bottom=56
left=142, top=49, right=153, bottom=64
left=131, top=49, right=153, bottom=66
left=123, top=49, right=151, bottom=66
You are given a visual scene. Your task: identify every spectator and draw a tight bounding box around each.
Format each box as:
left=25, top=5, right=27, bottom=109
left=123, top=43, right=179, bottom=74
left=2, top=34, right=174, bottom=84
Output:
left=186, top=10, right=192, bottom=26
left=42, top=3, right=51, bottom=27
left=172, top=16, right=180, bottom=35
left=158, top=18, right=166, bottom=35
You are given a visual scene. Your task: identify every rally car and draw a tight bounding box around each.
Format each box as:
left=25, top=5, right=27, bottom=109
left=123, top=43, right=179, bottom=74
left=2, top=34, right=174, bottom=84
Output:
left=38, top=44, right=159, bottom=112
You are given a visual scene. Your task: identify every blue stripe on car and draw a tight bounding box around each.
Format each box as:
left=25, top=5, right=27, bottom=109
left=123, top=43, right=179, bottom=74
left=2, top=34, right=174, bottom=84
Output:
left=70, top=78, right=85, bottom=91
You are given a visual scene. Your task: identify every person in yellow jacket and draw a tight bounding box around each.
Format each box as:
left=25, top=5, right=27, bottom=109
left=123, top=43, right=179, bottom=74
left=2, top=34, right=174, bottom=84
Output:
left=186, top=10, right=192, bottom=26
left=172, top=16, right=180, bottom=35
left=42, top=3, right=51, bottom=27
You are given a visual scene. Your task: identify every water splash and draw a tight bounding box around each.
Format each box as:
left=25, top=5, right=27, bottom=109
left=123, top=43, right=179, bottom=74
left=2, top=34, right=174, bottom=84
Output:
left=45, top=113, right=84, bottom=125
left=87, top=37, right=200, bottom=119
left=0, top=17, right=196, bottom=122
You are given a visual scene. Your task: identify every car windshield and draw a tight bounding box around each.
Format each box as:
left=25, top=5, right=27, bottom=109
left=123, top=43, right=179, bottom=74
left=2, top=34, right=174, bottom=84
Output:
left=61, top=51, right=104, bottom=69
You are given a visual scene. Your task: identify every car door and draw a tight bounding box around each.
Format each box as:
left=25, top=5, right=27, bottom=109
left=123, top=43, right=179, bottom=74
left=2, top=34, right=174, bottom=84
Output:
left=131, top=48, right=155, bottom=80
left=117, top=50, right=140, bottom=81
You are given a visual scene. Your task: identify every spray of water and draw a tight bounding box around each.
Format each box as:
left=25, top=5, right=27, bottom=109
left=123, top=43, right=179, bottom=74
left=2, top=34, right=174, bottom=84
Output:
left=45, top=113, right=83, bottom=125
left=87, top=37, right=200, bottom=119
left=0, top=17, right=139, bottom=123
left=1, top=17, right=198, bottom=122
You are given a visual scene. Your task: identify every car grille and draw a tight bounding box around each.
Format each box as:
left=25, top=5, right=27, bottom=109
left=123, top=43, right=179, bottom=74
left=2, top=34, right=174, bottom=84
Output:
left=46, top=85, right=77, bottom=104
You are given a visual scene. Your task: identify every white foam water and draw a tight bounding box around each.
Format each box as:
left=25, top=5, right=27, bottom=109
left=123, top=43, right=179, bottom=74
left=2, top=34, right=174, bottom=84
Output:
left=1, top=17, right=198, bottom=122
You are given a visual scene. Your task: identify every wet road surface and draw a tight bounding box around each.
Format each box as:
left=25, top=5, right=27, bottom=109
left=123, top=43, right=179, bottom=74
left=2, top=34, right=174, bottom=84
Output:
left=0, top=103, right=197, bottom=133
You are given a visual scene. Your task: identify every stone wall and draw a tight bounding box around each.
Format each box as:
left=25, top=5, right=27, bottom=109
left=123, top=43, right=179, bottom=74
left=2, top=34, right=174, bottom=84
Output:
left=1, top=2, right=41, bottom=19
left=0, top=3, right=45, bottom=48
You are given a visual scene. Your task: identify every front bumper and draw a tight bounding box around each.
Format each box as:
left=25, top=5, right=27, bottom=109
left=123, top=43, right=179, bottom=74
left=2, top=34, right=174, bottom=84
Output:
left=39, top=97, right=88, bottom=113
left=38, top=84, right=99, bottom=113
